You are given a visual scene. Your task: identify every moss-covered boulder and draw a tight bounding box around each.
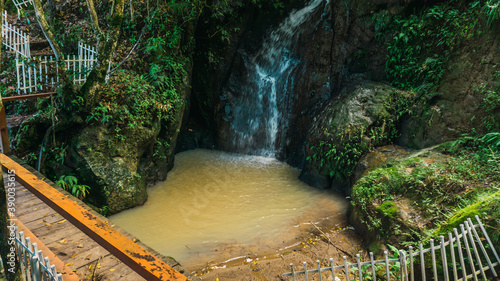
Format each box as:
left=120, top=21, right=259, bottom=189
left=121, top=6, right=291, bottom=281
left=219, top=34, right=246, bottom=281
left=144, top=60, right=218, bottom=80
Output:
left=300, top=81, right=416, bottom=191
left=73, top=123, right=160, bottom=213
left=349, top=143, right=500, bottom=252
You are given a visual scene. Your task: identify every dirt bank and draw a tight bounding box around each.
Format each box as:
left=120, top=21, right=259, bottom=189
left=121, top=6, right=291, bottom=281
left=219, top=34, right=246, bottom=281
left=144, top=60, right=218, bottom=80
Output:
left=192, top=226, right=364, bottom=281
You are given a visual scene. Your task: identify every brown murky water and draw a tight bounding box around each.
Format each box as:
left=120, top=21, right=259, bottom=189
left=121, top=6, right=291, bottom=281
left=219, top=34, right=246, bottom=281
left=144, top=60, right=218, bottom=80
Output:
left=110, top=149, right=348, bottom=271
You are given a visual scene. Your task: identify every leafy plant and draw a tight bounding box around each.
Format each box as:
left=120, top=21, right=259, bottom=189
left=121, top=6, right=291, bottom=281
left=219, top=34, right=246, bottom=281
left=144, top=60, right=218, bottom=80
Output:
left=56, top=175, right=91, bottom=200
left=484, top=0, right=500, bottom=28
left=385, top=2, right=481, bottom=93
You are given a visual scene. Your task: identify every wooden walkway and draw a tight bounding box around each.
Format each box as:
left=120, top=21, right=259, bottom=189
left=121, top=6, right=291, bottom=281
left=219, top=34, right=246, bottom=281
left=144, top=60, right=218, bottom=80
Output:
left=3, top=155, right=191, bottom=281
left=10, top=179, right=146, bottom=280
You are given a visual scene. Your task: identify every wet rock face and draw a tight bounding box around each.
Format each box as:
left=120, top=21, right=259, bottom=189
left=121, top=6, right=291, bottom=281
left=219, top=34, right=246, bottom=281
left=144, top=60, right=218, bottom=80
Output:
left=202, top=0, right=404, bottom=165
left=398, top=33, right=500, bottom=149
left=299, top=81, right=415, bottom=191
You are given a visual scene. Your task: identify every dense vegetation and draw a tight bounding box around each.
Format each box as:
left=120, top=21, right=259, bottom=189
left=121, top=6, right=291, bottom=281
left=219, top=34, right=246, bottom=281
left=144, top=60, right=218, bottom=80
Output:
left=348, top=0, right=500, bottom=254
left=0, top=0, right=499, bottom=264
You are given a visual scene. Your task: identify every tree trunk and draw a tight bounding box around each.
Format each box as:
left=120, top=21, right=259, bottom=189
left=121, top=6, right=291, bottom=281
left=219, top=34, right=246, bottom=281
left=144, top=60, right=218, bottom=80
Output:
left=32, top=0, right=71, bottom=88
left=0, top=154, right=22, bottom=280
left=81, top=0, right=125, bottom=110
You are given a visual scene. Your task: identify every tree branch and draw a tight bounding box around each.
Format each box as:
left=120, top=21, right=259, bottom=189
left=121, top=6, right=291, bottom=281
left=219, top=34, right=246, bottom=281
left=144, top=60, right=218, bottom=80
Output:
left=32, top=0, right=63, bottom=60
left=32, top=0, right=73, bottom=91
left=81, top=0, right=125, bottom=109
left=85, top=0, right=104, bottom=44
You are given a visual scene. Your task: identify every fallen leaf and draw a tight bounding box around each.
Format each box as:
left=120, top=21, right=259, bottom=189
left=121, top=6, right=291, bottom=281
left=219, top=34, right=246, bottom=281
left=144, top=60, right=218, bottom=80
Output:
left=88, top=264, right=92, bottom=270
left=58, top=219, right=67, bottom=224
left=70, top=253, right=78, bottom=258
left=109, top=269, right=116, bottom=272
left=77, top=244, right=84, bottom=248
left=66, top=263, right=74, bottom=266
left=45, top=223, right=51, bottom=226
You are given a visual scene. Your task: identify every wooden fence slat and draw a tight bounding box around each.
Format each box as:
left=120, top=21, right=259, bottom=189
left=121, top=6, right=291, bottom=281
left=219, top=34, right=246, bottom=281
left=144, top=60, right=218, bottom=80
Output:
left=370, top=252, right=377, bottom=281
left=467, top=218, right=497, bottom=277
left=449, top=232, right=458, bottom=281
left=330, top=258, right=335, bottom=280
left=475, top=215, right=500, bottom=265
left=317, top=260, right=322, bottom=281
left=454, top=228, right=467, bottom=281
left=460, top=224, right=478, bottom=281
left=441, top=236, right=449, bottom=281
left=465, top=220, right=486, bottom=280
left=344, top=256, right=350, bottom=281
left=303, top=262, right=308, bottom=281
left=356, top=254, right=362, bottom=280
left=431, top=239, right=438, bottom=281
left=384, top=251, right=390, bottom=281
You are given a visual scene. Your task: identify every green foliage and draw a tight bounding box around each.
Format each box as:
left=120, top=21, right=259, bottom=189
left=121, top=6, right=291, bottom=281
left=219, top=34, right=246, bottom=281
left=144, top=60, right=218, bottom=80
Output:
left=352, top=133, right=500, bottom=248
left=385, top=2, right=481, bottom=93
left=85, top=71, right=182, bottom=138
left=307, top=89, right=416, bottom=180
left=484, top=0, right=500, bottom=28
left=56, top=175, right=91, bottom=200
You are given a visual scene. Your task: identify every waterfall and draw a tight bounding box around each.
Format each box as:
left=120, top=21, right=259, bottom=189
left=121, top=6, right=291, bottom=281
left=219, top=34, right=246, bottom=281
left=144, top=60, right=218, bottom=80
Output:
left=226, top=0, right=326, bottom=158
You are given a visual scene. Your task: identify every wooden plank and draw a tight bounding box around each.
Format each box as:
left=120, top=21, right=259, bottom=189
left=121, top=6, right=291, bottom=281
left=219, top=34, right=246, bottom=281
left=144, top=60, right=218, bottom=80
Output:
left=100, top=261, right=144, bottom=281
left=14, top=216, right=81, bottom=280
left=34, top=220, right=82, bottom=245
left=1, top=92, right=54, bottom=102
left=23, top=213, right=63, bottom=230
left=15, top=204, right=54, bottom=223
left=61, top=244, right=110, bottom=269
left=0, top=154, right=188, bottom=281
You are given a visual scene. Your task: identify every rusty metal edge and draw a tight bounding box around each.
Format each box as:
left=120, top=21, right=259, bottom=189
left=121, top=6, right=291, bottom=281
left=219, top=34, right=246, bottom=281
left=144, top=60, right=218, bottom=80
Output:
left=12, top=217, right=82, bottom=281
left=1, top=92, right=54, bottom=102
left=0, top=153, right=188, bottom=281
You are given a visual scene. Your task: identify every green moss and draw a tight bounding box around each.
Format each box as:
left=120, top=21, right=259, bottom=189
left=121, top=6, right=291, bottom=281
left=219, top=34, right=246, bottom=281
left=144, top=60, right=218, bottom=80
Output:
left=434, top=191, right=500, bottom=241
left=377, top=201, right=399, bottom=219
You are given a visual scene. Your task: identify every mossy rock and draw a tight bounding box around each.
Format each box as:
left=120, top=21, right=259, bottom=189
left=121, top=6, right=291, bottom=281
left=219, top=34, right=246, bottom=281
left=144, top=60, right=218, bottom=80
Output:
left=350, top=142, right=500, bottom=250
left=74, top=122, right=161, bottom=214
left=301, top=81, right=417, bottom=191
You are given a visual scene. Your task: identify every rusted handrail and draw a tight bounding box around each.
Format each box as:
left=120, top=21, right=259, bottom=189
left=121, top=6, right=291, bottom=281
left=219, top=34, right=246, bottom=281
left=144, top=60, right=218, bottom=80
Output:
left=0, top=154, right=188, bottom=281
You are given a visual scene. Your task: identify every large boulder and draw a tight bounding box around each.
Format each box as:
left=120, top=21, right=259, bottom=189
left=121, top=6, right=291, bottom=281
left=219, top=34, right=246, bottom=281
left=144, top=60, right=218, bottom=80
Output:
left=300, top=81, right=416, bottom=192
left=347, top=144, right=492, bottom=251
left=73, top=124, right=160, bottom=213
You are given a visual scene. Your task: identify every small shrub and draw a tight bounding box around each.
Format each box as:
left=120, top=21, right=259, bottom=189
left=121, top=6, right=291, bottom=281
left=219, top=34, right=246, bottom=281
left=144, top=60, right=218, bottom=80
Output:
left=55, top=175, right=91, bottom=200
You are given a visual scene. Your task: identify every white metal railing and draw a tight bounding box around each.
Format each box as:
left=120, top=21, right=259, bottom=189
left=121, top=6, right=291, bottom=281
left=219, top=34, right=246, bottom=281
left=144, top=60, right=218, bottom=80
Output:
left=284, top=215, right=500, bottom=281
left=11, top=0, right=33, bottom=18
left=14, top=226, right=63, bottom=281
left=1, top=11, right=31, bottom=57
left=15, top=42, right=98, bottom=93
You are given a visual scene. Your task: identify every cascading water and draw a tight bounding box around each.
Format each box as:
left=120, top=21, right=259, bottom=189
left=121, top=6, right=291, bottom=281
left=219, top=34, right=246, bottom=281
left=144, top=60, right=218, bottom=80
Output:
left=226, top=0, right=326, bottom=157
